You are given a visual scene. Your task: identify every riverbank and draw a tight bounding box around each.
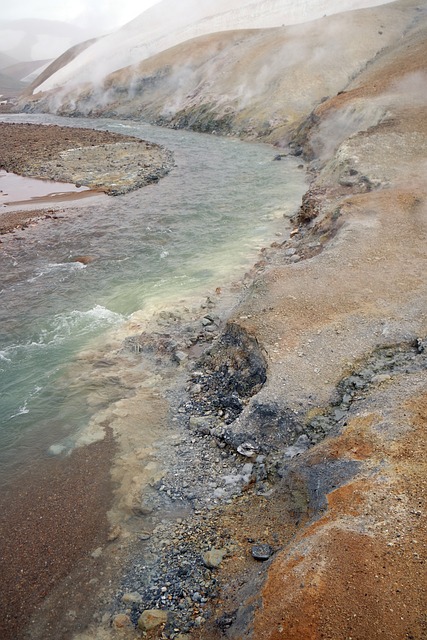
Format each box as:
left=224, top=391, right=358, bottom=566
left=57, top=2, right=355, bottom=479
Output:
left=65, top=10, right=427, bottom=636
left=0, top=430, right=116, bottom=640
left=0, top=122, right=174, bottom=234
left=0, top=119, right=308, bottom=640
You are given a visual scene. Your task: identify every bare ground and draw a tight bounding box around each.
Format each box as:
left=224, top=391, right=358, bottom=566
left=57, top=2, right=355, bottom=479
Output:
left=0, top=122, right=174, bottom=234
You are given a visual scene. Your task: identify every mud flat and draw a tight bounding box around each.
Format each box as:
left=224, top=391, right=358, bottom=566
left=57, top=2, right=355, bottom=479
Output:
left=0, top=122, right=174, bottom=234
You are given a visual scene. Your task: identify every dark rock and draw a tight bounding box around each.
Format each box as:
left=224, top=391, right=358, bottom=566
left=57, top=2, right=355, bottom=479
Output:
left=185, top=322, right=267, bottom=423
left=216, top=610, right=237, bottom=631
left=251, top=543, right=273, bottom=560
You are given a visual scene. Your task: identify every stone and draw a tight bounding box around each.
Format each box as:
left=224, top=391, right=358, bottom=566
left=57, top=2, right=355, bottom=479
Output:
left=137, top=609, right=168, bottom=631
left=237, top=442, right=258, bottom=458
left=189, top=416, right=211, bottom=434
left=48, top=443, right=67, bottom=456
left=107, top=524, right=122, bottom=542
left=72, top=255, right=95, bottom=264
left=334, top=409, right=347, bottom=421
left=203, top=548, right=228, bottom=568
left=122, top=591, right=143, bottom=605
left=284, top=434, right=310, bottom=459
left=242, top=463, right=254, bottom=475
left=251, top=543, right=273, bottom=561
left=371, top=373, right=392, bottom=384
left=174, top=350, right=188, bottom=363
left=112, top=614, right=132, bottom=629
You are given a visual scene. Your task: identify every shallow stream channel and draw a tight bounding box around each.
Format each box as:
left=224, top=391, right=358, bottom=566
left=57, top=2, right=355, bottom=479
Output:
left=0, top=113, right=306, bottom=483
left=0, top=114, right=307, bottom=638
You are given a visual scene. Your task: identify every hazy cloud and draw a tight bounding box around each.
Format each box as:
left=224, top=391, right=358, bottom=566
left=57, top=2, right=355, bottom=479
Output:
left=0, top=0, right=161, bottom=31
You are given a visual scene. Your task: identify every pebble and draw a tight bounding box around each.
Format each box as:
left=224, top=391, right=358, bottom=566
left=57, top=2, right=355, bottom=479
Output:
left=202, top=548, right=228, bottom=568
left=107, top=524, right=122, bottom=542
left=283, top=434, right=310, bottom=459
left=284, top=248, right=297, bottom=256
left=112, top=614, right=132, bottom=629
left=138, top=609, right=169, bottom=631
left=251, top=544, right=274, bottom=561
left=174, top=350, right=188, bottom=363
left=121, top=591, right=142, bottom=605
left=237, top=442, right=258, bottom=458
left=372, top=373, right=392, bottom=384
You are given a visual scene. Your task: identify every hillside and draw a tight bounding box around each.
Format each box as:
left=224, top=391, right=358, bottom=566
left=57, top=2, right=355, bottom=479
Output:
left=24, top=1, right=422, bottom=146
left=29, top=0, right=393, bottom=95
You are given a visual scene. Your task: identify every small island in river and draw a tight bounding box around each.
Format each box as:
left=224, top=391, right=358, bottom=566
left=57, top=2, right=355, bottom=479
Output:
left=0, top=122, right=174, bottom=234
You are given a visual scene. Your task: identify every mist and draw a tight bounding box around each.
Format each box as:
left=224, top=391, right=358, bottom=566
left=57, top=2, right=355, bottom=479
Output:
left=31, top=0, right=396, bottom=94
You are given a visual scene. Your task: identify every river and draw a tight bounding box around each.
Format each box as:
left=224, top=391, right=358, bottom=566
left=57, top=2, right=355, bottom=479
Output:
left=0, top=114, right=307, bottom=487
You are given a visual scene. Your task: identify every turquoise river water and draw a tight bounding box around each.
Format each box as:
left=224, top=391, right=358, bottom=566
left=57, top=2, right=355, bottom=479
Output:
left=0, top=114, right=307, bottom=485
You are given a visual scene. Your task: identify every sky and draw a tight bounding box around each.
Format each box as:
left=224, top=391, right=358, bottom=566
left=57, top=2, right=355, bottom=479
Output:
left=1, top=0, right=162, bottom=31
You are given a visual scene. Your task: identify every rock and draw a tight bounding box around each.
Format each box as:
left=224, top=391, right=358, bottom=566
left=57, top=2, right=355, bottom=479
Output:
left=290, top=228, right=299, bottom=237
left=371, top=373, right=392, bottom=384
left=189, top=416, right=211, bottom=434
left=203, top=548, right=228, bottom=568
left=174, top=350, right=188, bottom=364
left=72, top=255, right=95, bottom=264
left=242, top=463, right=254, bottom=475
left=48, top=443, right=67, bottom=456
left=137, top=609, right=168, bottom=631
left=334, top=409, right=347, bottom=421
left=237, top=442, right=258, bottom=458
left=416, top=337, right=426, bottom=353
left=122, top=591, right=143, bottom=605
left=90, top=547, right=103, bottom=559
left=284, top=434, right=310, bottom=459
left=251, top=543, right=273, bottom=561
left=112, top=614, right=132, bottom=629
left=108, top=524, right=122, bottom=542
left=136, top=502, right=154, bottom=516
